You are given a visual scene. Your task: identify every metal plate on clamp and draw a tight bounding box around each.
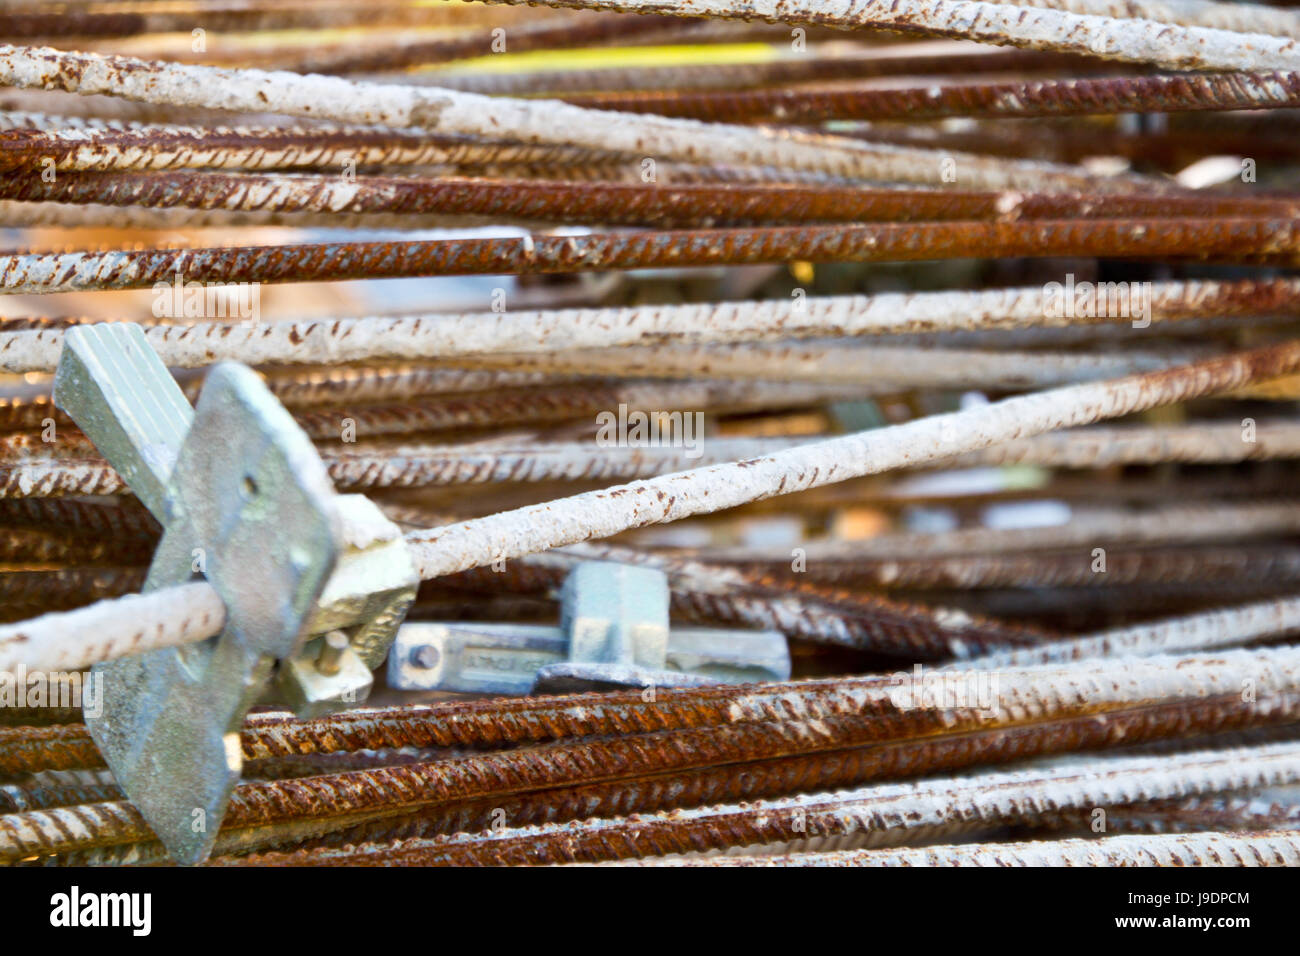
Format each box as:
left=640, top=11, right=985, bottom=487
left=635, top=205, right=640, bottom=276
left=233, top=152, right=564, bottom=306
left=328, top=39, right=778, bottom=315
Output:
left=166, top=362, right=340, bottom=662
left=64, top=351, right=340, bottom=864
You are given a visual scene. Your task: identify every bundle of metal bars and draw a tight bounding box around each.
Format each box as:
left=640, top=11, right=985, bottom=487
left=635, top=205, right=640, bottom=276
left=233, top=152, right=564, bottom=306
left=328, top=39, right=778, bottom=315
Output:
left=3, top=0, right=1300, bottom=868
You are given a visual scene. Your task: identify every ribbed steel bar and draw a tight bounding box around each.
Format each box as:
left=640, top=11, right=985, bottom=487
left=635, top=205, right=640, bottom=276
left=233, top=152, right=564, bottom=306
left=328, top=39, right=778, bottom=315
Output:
left=0, top=2, right=502, bottom=38
left=2, top=171, right=1291, bottom=227
left=0, top=122, right=624, bottom=174
left=0, top=496, right=157, bottom=541
left=10, top=638, right=1300, bottom=777
left=0, top=457, right=129, bottom=499
left=473, top=0, right=1300, bottom=71
left=224, top=743, right=1300, bottom=866
left=0, top=199, right=526, bottom=232
left=305, top=420, right=1300, bottom=490
left=783, top=546, right=1300, bottom=592
left=1002, top=0, right=1300, bottom=37
left=698, top=501, right=1300, bottom=563
left=264, top=703, right=1300, bottom=859
left=4, top=341, right=1299, bottom=670
left=562, top=71, right=1300, bottom=122
left=289, top=379, right=864, bottom=440
left=15, top=677, right=1300, bottom=864
left=7, top=218, right=1292, bottom=294
left=652, top=830, right=1300, bottom=865
left=0, top=45, right=1134, bottom=191
left=4, top=276, right=1293, bottom=374
left=0, top=221, right=1285, bottom=294
left=262, top=367, right=591, bottom=406
left=1028, top=795, right=1300, bottom=836
left=0, top=568, right=145, bottom=613
left=399, top=342, right=1300, bottom=582
left=0, top=527, right=151, bottom=565
left=467, top=342, right=1208, bottom=386
left=9, top=424, right=1300, bottom=502
left=0, top=780, right=120, bottom=812
left=28, top=689, right=1297, bottom=865
left=963, top=595, right=1300, bottom=667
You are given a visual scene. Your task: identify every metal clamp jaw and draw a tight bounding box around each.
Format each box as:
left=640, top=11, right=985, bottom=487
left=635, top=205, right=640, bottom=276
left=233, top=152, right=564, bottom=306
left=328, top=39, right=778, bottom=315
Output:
left=52, top=323, right=417, bottom=863
left=388, top=560, right=791, bottom=695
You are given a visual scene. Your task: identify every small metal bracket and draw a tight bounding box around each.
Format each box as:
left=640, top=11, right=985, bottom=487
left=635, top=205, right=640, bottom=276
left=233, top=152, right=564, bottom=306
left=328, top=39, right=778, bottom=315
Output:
left=52, top=323, right=417, bottom=862
left=389, top=561, right=791, bottom=695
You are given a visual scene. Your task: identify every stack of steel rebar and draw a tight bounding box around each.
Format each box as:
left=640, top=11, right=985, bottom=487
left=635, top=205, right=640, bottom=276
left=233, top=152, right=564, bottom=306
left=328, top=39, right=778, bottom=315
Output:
left=3, top=0, right=1300, bottom=868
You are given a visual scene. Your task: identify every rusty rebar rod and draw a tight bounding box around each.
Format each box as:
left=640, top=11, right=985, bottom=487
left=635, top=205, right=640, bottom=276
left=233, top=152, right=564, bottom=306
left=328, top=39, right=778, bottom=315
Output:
left=778, top=546, right=1300, bottom=592
left=699, top=501, right=1300, bottom=563
left=561, top=71, right=1300, bottom=122
left=9, top=664, right=1300, bottom=862
left=223, top=742, right=1300, bottom=865
left=9, top=638, right=1300, bottom=776
left=2, top=219, right=1298, bottom=295
left=2, top=170, right=1291, bottom=227
left=0, top=120, right=625, bottom=174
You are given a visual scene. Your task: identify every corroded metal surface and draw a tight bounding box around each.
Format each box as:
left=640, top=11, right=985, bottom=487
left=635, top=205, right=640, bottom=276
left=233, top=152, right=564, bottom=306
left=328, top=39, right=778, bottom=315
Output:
left=1, top=0, right=1299, bottom=872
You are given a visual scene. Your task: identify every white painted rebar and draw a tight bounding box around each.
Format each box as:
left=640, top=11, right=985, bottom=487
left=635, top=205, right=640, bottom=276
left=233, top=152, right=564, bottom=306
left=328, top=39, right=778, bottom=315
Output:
left=393, top=343, right=1300, bottom=579
left=960, top=595, right=1300, bottom=667
left=643, top=830, right=1300, bottom=865
left=480, top=0, right=1300, bottom=71
left=0, top=45, right=1154, bottom=191
left=467, top=341, right=1209, bottom=386
left=322, top=419, right=1300, bottom=488
left=1, top=278, right=1291, bottom=374
left=13, top=416, right=1298, bottom=497
left=1008, top=0, right=1300, bottom=37
left=0, top=582, right=226, bottom=676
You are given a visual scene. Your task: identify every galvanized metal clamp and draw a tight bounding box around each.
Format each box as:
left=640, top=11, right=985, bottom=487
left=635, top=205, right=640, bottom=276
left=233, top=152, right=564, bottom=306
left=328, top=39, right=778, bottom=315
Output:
left=53, top=323, right=419, bottom=864
left=389, top=560, right=791, bottom=695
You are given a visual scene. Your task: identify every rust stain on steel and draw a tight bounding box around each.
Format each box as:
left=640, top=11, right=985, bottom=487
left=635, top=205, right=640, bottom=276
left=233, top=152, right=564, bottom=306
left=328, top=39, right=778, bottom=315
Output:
left=2, top=219, right=1300, bottom=293
left=220, top=693, right=1300, bottom=866
left=0, top=124, right=622, bottom=175
left=15, top=688, right=1300, bottom=864
left=561, top=71, right=1300, bottom=123
left=8, top=644, right=1299, bottom=780
left=0, top=170, right=1294, bottom=227
left=749, top=546, right=1300, bottom=591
